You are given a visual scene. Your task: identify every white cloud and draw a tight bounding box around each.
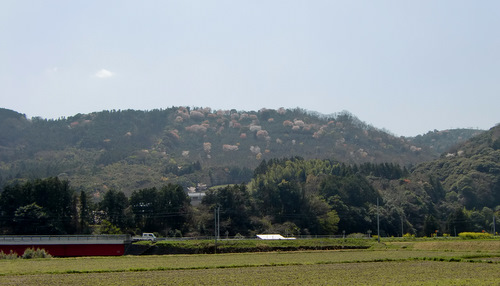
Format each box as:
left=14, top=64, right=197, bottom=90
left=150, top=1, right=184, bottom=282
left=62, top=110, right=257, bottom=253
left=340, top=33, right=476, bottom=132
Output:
left=44, top=67, right=59, bottom=75
left=95, top=69, right=114, bottom=78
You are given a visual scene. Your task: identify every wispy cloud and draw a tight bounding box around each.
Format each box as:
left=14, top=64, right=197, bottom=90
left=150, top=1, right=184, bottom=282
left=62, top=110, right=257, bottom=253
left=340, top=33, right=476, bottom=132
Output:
left=44, top=67, right=59, bottom=74
left=95, top=69, right=114, bottom=78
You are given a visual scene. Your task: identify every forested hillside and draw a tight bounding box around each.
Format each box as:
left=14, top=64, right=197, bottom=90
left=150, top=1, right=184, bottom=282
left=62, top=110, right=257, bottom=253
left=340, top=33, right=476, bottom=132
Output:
left=0, top=107, right=495, bottom=237
left=0, top=107, right=455, bottom=196
left=408, top=128, right=484, bottom=154
left=203, top=124, right=500, bottom=237
left=408, top=124, right=500, bottom=235
left=0, top=160, right=409, bottom=236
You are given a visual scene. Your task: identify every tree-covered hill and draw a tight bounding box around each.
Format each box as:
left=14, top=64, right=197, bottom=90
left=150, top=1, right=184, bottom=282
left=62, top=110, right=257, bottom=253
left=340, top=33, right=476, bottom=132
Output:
left=0, top=112, right=497, bottom=236
left=243, top=122, right=500, bottom=236
left=407, top=128, right=484, bottom=155
left=0, top=107, right=482, bottom=198
left=410, top=124, right=500, bottom=211
left=376, top=124, right=500, bottom=236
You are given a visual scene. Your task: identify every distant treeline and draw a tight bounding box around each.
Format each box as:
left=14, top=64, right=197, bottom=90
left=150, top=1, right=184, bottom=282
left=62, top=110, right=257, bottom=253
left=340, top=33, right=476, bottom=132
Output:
left=1, top=157, right=497, bottom=237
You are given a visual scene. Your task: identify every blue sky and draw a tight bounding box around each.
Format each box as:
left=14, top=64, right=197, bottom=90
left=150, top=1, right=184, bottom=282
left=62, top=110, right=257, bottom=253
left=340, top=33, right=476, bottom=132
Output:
left=1, top=1, right=499, bottom=136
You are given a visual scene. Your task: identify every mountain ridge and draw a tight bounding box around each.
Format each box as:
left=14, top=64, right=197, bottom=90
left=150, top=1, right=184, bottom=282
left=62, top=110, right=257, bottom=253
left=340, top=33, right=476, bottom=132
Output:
left=0, top=107, right=498, bottom=237
left=0, top=107, right=484, bottom=197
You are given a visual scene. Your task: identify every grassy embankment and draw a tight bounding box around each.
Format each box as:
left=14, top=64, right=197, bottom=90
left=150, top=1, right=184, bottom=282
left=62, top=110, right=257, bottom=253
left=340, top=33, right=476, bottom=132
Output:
left=132, top=237, right=371, bottom=254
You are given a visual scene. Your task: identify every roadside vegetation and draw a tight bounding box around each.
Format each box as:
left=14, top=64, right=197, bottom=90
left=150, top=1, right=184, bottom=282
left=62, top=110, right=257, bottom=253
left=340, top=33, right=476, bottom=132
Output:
left=0, top=248, right=51, bottom=260
left=142, top=237, right=371, bottom=254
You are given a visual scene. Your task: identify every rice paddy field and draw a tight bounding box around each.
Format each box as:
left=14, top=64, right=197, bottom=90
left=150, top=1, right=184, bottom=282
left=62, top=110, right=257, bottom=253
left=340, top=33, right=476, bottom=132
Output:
left=1, top=239, right=499, bottom=285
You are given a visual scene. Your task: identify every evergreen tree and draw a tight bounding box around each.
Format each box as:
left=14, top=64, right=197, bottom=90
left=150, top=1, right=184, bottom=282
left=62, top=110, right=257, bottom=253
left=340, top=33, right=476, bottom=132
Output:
left=99, top=189, right=130, bottom=231
left=423, top=215, right=440, bottom=237
left=447, top=208, right=470, bottom=236
left=13, top=203, right=49, bottom=234
left=79, top=191, right=92, bottom=234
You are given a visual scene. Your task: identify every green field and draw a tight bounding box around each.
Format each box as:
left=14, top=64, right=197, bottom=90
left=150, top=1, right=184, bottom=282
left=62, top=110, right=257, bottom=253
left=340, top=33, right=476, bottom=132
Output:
left=1, top=239, right=499, bottom=285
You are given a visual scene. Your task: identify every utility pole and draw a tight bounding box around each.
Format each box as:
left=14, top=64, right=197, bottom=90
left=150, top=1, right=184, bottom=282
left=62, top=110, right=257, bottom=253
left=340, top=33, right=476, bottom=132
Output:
left=377, top=198, right=380, bottom=243
left=217, top=206, right=220, bottom=240
left=493, top=214, right=496, bottom=235
left=214, top=205, right=220, bottom=254
left=400, top=211, right=405, bottom=237
left=401, top=216, right=404, bottom=237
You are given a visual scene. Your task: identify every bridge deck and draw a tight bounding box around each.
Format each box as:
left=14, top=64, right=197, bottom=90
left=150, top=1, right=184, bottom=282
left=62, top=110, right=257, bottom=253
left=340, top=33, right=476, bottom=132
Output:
left=0, top=235, right=130, bottom=245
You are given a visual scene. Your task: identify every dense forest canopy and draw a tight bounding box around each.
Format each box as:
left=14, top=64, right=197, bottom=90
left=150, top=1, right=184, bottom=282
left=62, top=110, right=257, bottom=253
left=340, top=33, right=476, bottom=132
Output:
left=0, top=107, right=481, bottom=196
left=1, top=147, right=498, bottom=237
left=0, top=107, right=497, bottom=237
